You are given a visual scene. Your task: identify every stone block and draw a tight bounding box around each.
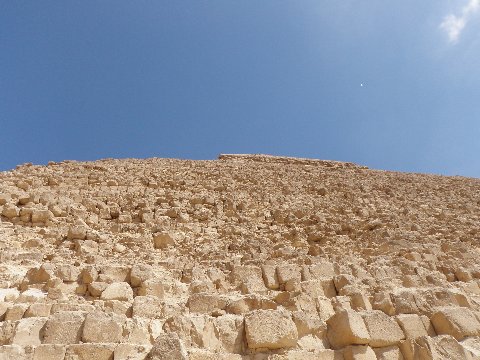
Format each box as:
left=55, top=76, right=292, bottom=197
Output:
left=361, top=310, right=405, bottom=347
left=326, top=310, right=370, bottom=349
left=245, top=309, right=298, bottom=350
left=373, top=345, right=404, bottom=360
left=153, top=232, right=175, bottom=249
left=262, top=265, right=279, bottom=290
left=130, top=264, right=154, bottom=287
left=138, top=279, right=164, bottom=298
left=114, top=343, right=152, bottom=360
left=230, top=266, right=267, bottom=294
left=343, top=345, right=378, bottom=360
left=33, top=344, right=66, bottom=360
left=430, top=306, right=480, bottom=340
left=64, top=344, right=115, bottom=360
left=395, top=314, right=428, bottom=340
left=81, top=312, right=123, bottom=343
left=43, top=311, right=85, bottom=344
left=132, top=296, right=164, bottom=319
left=11, top=317, right=47, bottom=346
left=24, top=304, right=51, bottom=318
left=0, top=344, right=32, bottom=360
left=149, top=332, right=188, bottom=360
left=188, top=293, right=226, bottom=314
left=0, top=321, right=17, bottom=345
left=100, top=282, right=133, bottom=301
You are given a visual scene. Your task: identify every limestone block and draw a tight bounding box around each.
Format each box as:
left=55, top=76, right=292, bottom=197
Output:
left=5, top=304, right=28, bottom=321
left=303, top=262, right=336, bottom=281
left=114, top=343, right=152, bottom=360
left=11, top=317, right=47, bottom=346
left=31, top=210, right=53, bottom=224
left=230, top=266, right=267, bottom=294
left=138, top=279, right=164, bottom=298
left=395, top=314, right=428, bottom=339
left=33, top=344, right=66, bottom=360
left=0, top=302, right=8, bottom=321
left=100, top=282, right=133, bottom=301
left=372, top=292, right=395, bottom=316
left=0, top=344, right=32, bottom=360
left=317, top=296, right=336, bottom=321
left=0, top=288, right=20, bottom=302
left=343, top=345, right=378, bottom=360
left=153, top=232, right=175, bottom=249
left=225, top=294, right=277, bottom=314
left=326, top=310, right=370, bottom=349
left=67, top=225, right=87, bottom=240
left=55, top=265, right=80, bottom=283
left=17, top=289, right=46, bottom=303
left=64, top=344, right=115, bottom=360
left=245, top=309, right=298, bottom=350
left=392, top=290, right=419, bottom=315
left=373, top=345, right=404, bottom=360
left=361, top=310, right=405, bottom=347
left=130, top=264, right=154, bottom=287
left=188, top=293, right=227, bottom=314
left=292, top=311, right=325, bottom=338
left=2, top=205, right=19, bottom=219
left=132, top=296, right=164, bottom=319
left=80, top=266, right=98, bottom=284
left=0, top=321, right=17, bottom=345
left=88, top=281, right=108, bottom=297
left=276, top=264, right=302, bottom=290
left=149, top=332, right=188, bottom=360
left=213, top=314, right=245, bottom=353
left=99, top=265, right=131, bottom=283
left=414, top=335, right=472, bottom=359
left=81, top=312, right=123, bottom=343
left=24, top=304, right=51, bottom=318
left=262, top=265, right=279, bottom=290
left=430, top=306, right=480, bottom=340
left=43, top=311, right=85, bottom=344
left=301, top=279, right=336, bottom=298
left=122, top=318, right=151, bottom=344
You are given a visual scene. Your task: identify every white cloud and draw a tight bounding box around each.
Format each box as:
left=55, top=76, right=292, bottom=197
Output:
left=440, top=0, right=480, bottom=43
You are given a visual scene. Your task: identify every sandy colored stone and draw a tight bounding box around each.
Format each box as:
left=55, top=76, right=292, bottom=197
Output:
left=327, top=310, right=370, bottom=349
left=245, top=309, right=298, bottom=350
left=361, top=310, right=405, bottom=347
left=100, top=282, right=133, bottom=301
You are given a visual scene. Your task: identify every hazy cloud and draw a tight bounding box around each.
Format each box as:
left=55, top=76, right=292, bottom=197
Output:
left=440, top=0, right=480, bottom=43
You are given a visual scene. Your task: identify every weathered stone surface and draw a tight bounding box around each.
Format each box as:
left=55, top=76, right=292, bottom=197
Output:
left=149, top=332, right=188, bottom=360
left=100, top=282, right=133, bottom=301
left=327, top=310, right=370, bottom=349
left=430, top=306, right=480, bottom=340
left=1, top=155, right=480, bottom=359
left=43, top=312, right=85, bottom=344
left=361, top=310, right=405, bottom=347
left=81, top=312, right=123, bottom=343
left=245, top=309, right=298, bottom=350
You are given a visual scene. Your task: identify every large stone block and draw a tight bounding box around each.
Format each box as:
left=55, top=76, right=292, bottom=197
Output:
left=100, top=282, right=133, bottom=301
left=326, top=310, right=370, bottom=349
left=361, top=310, right=405, bottom=347
left=43, top=311, right=85, bottom=344
left=132, top=296, right=164, bottom=319
left=188, top=293, right=227, bottom=314
left=81, top=312, right=123, bottom=343
left=245, top=309, right=298, bottom=350
left=33, top=344, right=66, bottom=360
left=343, top=345, right=378, bottom=360
left=230, top=266, right=267, bottom=294
left=395, top=314, right=428, bottom=340
left=64, top=344, right=115, bottom=360
left=148, top=332, right=188, bottom=360
left=373, top=345, right=404, bottom=360
left=430, top=306, right=480, bottom=340
left=114, top=344, right=152, bottom=360
left=11, top=317, right=47, bottom=346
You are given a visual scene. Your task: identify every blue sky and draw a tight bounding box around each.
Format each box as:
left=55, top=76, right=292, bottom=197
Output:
left=1, top=1, right=479, bottom=177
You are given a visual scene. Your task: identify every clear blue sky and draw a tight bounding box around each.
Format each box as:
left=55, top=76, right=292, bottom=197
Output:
left=1, top=1, right=480, bottom=177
